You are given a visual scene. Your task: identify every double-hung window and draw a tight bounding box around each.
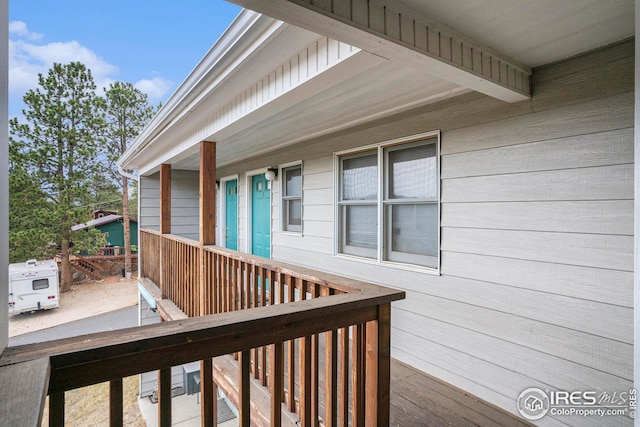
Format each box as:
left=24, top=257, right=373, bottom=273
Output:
left=282, top=164, right=302, bottom=233
left=336, top=132, right=440, bottom=270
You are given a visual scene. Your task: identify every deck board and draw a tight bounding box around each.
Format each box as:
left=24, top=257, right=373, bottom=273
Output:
left=390, top=359, right=534, bottom=427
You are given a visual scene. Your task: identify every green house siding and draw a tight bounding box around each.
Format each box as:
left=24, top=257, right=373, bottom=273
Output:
left=96, top=221, right=138, bottom=247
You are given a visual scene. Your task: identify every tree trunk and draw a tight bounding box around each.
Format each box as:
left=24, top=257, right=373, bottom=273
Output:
left=122, top=175, right=132, bottom=278
left=60, top=239, right=72, bottom=293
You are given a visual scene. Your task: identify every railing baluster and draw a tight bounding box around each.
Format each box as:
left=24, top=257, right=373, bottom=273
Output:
left=365, top=303, right=391, bottom=427
left=323, top=288, right=338, bottom=427
left=352, top=324, right=365, bottom=427
left=137, top=231, right=402, bottom=427
left=300, top=334, right=312, bottom=427
left=109, top=379, right=123, bottom=427
left=340, top=326, right=349, bottom=426
left=239, top=350, right=251, bottom=427
left=253, top=267, right=261, bottom=379
left=201, top=358, right=216, bottom=427
left=49, top=392, right=64, bottom=427
left=158, top=368, right=172, bottom=427
left=311, top=284, right=319, bottom=426
left=270, top=341, right=284, bottom=427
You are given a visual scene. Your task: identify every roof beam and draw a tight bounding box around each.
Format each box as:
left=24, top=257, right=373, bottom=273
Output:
left=228, top=0, right=531, bottom=102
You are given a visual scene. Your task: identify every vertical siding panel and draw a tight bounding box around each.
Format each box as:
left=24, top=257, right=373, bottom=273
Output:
left=414, top=23, right=428, bottom=51
left=400, top=14, right=414, bottom=46
left=384, top=8, right=400, bottom=39
left=318, top=37, right=328, bottom=70
left=300, top=47, right=309, bottom=80
left=291, top=54, right=300, bottom=86
left=352, top=0, right=368, bottom=26
left=333, top=0, right=351, bottom=20
left=312, top=0, right=332, bottom=12
left=368, top=2, right=385, bottom=33
left=462, top=45, right=473, bottom=70
left=327, top=38, right=340, bottom=65
left=473, top=49, right=483, bottom=75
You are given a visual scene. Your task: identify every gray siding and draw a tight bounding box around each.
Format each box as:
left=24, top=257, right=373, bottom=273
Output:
left=171, top=170, right=200, bottom=241
left=139, top=173, right=160, bottom=231
left=139, top=170, right=200, bottom=241
left=217, top=39, right=633, bottom=426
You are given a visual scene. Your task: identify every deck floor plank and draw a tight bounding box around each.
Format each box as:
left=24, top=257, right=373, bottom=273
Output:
left=391, top=359, right=534, bottom=427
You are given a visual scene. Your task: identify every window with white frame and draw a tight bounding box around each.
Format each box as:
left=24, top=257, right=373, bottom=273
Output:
left=282, top=164, right=302, bottom=232
left=337, top=133, right=440, bottom=270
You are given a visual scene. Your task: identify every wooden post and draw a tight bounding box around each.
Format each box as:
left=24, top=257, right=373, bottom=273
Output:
left=160, top=164, right=172, bottom=234
left=159, top=164, right=171, bottom=297
left=199, top=141, right=216, bottom=246
left=109, top=379, right=123, bottom=427
left=365, top=303, right=391, bottom=427
left=158, top=368, right=172, bottom=427
left=199, top=141, right=216, bottom=318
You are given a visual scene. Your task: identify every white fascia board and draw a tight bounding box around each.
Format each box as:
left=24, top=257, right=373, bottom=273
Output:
left=229, top=0, right=531, bottom=103
left=136, top=39, right=378, bottom=176
left=119, top=9, right=279, bottom=170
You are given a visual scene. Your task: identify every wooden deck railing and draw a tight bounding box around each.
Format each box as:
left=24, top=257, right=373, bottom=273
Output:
left=0, top=229, right=403, bottom=427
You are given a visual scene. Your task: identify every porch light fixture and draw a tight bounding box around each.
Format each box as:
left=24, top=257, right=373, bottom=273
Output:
left=265, top=167, right=278, bottom=181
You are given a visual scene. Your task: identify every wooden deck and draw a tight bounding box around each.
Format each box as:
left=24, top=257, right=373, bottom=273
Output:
left=390, top=359, right=533, bottom=427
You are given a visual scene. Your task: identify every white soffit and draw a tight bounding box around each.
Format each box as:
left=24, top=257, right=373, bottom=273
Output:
left=400, top=0, right=634, bottom=67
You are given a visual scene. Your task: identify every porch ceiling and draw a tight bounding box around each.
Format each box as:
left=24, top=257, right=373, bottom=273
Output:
left=170, top=57, right=466, bottom=171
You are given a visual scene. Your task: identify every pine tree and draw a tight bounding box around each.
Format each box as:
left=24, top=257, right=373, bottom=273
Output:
left=102, top=82, right=154, bottom=277
left=10, top=62, right=106, bottom=292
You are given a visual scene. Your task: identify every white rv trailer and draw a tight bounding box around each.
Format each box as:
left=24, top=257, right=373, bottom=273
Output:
left=8, top=259, right=59, bottom=314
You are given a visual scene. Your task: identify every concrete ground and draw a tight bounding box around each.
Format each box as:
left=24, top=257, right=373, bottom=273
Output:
left=138, top=393, right=238, bottom=427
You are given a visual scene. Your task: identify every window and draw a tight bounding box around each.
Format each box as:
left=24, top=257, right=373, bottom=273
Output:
left=336, top=133, right=440, bottom=270
left=282, top=164, right=302, bottom=232
left=32, top=279, right=49, bottom=290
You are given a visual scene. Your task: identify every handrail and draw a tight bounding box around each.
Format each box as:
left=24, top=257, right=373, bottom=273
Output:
left=9, top=228, right=405, bottom=427
left=1, top=289, right=400, bottom=394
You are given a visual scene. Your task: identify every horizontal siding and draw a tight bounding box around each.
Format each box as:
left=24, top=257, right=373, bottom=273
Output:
left=442, top=228, right=633, bottom=271
left=441, top=92, right=632, bottom=155
left=443, top=164, right=633, bottom=202
left=183, top=41, right=634, bottom=426
left=442, top=200, right=633, bottom=235
left=139, top=174, right=160, bottom=231
left=397, top=290, right=631, bottom=379
left=441, top=251, right=632, bottom=307
left=171, top=170, right=199, bottom=241
left=442, top=127, right=633, bottom=178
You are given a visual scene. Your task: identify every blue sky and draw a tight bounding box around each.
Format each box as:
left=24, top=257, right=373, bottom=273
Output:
left=9, top=1, right=242, bottom=118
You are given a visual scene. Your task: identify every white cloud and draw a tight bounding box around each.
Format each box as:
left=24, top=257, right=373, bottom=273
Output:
left=134, top=77, right=173, bottom=103
left=9, top=22, right=173, bottom=109
left=10, top=38, right=119, bottom=100
left=9, top=21, right=42, bottom=41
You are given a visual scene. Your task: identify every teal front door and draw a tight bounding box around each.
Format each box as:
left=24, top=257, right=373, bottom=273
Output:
left=251, top=174, right=271, bottom=258
left=225, top=179, right=238, bottom=250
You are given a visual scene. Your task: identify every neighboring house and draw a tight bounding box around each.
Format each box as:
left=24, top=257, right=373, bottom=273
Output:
left=116, top=2, right=637, bottom=426
left=71, top=214, right=139, bottom=249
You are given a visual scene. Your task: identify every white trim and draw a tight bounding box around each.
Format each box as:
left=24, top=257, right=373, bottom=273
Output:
left=333, top=130, right=441, bottom=273
left=219, top=175, right=239, bottom=249
left=279, top=160, right=303, bottom=235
